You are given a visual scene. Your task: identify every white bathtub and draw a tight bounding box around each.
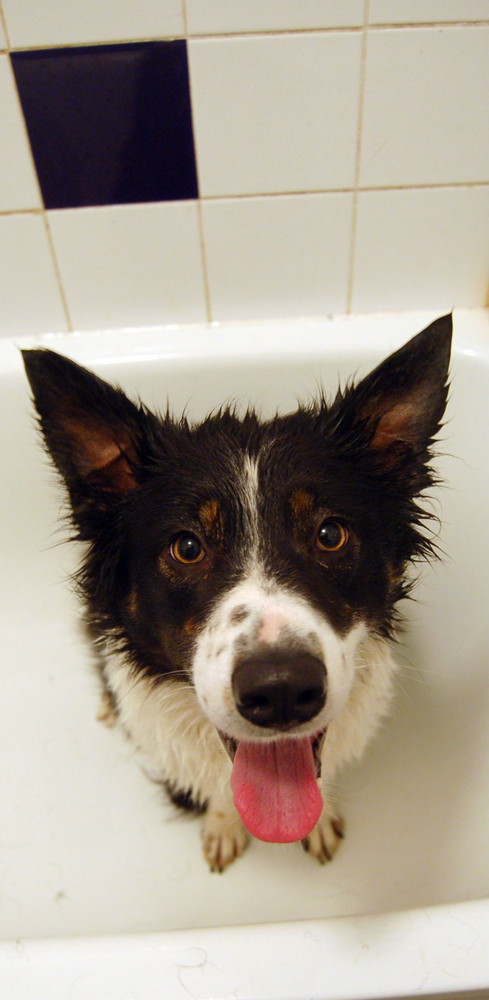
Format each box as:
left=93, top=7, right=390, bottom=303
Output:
left=1, top=310, right=489, bottom=1000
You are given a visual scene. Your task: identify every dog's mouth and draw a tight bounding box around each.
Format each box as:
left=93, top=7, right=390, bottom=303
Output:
left=218, top=728, right=326, bottom=844
left=219, top=729, right=326, bottom=773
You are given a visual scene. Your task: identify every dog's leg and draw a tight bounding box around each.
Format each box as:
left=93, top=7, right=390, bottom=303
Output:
left=301, top=795, right=344, bottom=864
left=201, top=786, right=250, bottom=873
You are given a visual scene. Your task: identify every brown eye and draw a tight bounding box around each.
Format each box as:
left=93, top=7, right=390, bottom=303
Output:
left=316, top=519, right=349, bottom=552
left=170, top=533, right=205, bottom=565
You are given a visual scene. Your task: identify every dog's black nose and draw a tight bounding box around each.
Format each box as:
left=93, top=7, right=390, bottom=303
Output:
left=232, top=652, right=327, bottom=729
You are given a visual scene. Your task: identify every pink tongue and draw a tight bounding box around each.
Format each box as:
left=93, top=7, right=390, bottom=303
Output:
left=230, top=737, right=323, bottom=843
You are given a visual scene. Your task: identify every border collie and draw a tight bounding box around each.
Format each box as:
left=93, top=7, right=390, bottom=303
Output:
left=22, top=314, right=451, bottom=871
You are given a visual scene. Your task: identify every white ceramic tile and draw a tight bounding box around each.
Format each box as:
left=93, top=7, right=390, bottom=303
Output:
left=3, top=0, right=184, bottom=48
left=189, top=33, right=362, bottom=197
left=186, top=0, right=365, bottom=35
left=361, top=26, right=489, bottom=187
left=0, top=214, right=68, bottom=337
left=0, top=56, right=41, bottom=212
left=0, top=15, right=7, bottom=48
left=48, top=202, right=207, bottom=331
left=202, top=193, right=353, bottom=321
left=351, top=186, right=489, bottom=313
left=370, top=1, right=489, bottom=24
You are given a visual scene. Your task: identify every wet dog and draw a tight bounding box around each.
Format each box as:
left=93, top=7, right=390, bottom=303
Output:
left=22, top=314, right=451, bottom=871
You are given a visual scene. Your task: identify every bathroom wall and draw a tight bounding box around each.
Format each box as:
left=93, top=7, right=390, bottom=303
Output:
left=1, top=1, right=488, bottom=337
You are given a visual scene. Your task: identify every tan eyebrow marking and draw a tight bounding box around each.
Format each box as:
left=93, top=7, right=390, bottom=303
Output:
left=290, top=489, right=315, bottom=518
left=126, top=589, right=138, bottom=617
left=183, top=616, right=200, bottom=635
left=198, top=499, right=223, bottom=540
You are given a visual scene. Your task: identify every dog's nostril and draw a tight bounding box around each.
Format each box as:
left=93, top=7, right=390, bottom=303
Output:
left=232, top=652, right=327, bottom=730
left=297, top=688, right=320, bottom=707
left=242, top=693, right=268, bottom=710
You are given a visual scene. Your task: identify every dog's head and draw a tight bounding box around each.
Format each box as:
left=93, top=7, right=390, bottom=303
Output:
left=22, top=315, right=452, bottom=842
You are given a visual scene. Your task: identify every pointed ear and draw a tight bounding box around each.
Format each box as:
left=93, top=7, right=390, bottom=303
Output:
left=341, top=314, right=452, bottom=470
left=22, top=349, right=145, bottom=495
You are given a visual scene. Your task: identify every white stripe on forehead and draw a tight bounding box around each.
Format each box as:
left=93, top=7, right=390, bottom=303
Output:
left=240, top=452, right=260, bottom=553
left=238, top=445, right=283, bottom=588
left=242, top=453, right=259, bottom=511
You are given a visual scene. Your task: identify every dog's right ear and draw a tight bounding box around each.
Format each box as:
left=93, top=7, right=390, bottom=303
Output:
left=22, top=349, right=146, bottom=497
left=329, top=314, right=452, bottom=480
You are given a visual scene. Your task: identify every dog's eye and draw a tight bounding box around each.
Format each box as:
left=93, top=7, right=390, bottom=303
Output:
left=316, top=519, right=349, bottom=552
left=170, top=533, right=206, bottom=565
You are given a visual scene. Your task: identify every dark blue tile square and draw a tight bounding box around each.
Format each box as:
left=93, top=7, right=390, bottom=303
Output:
left=11, top=41, right=198, bottom=209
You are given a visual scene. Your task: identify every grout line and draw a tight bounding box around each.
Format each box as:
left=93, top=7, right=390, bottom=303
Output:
left=184, top=5, right=212, bottom=323
left=7, top=28, right=363, bottom=53
left=4, top=53, right=43, bottom=202
left=1, top=180, right=488, bottom=223
left=195, top=181, right=489, bottom=202
left=8, top=36, right=187, bottom=56
left=9, top=20, right=489, bottom=54
left=0, top=207, right=44, bottom=218
left=182, top=21, right=489, bottom=41
left=4, top=36, right=73, bottom=330
left=350, top=179, right=489, bottom=192
left=0, top=1, right=10, bottom=48
left=181, top=0, right=189, bottom=37
left=3, top=19, right=489, bottom=53
left=1, top=179, right=489, bottom=222
left=367, top=19, right=489, bottom=30
left=196, top=199, right=212, bottom=323
left=185, top=26, right=364, bottom=41
left=41, top=212, right=74, bottom=331
left=346, top=0, right=370, bottom=314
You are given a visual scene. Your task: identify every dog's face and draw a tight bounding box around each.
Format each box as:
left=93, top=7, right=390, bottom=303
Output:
left=23, top=315, right=451, bottom=843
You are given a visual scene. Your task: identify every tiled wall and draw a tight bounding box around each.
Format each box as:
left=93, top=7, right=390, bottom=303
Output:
left=1, top=1, right=489, bottom=337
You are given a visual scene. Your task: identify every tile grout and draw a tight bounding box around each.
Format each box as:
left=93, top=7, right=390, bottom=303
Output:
left=196, top=199, right=212, bottom=324
left=2, top=180, right=489, bottom=221
left=183, top=0, right=212, bottom=323
left=3, top=20, right=489, bottom=53
left=197, top=181, right=489, bottom=201
left=187, top=21, right=489, bottom=41
left=367, top=19, right=489, bottom=29
left=0, top=1, right=10, bottom=48
left=181, top=0, right=188, bottom=37
left=3, top=52, right=43, bottom=205
left=346, top=0, right=370, bottom=315
left=3, top=29, right=73, bottom=330
left=41, top=212, right=74, bottom=332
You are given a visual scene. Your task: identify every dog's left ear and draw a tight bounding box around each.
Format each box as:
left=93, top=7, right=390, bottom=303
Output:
left=22, top=348, right=146, bottom=496
left=340, top=314, right=452, bottom=471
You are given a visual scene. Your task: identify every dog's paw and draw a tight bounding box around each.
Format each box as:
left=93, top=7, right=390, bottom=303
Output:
left=201, top=808, right=250, bottom=873
left=301, top=810, right=344, bottom=864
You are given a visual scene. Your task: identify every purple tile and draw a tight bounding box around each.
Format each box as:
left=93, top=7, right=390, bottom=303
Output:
left=11, top=41, right=198, bottom=209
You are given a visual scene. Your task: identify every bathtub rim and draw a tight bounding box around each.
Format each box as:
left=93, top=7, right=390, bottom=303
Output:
left=2, top=306, right=489, bottom=999
left=1, top=898, right=489, bottom=999
left=3, top=308, right=489, bottom=375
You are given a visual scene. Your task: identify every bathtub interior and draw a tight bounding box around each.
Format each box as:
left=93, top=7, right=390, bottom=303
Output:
left=1, top=311, right=489, bottom=948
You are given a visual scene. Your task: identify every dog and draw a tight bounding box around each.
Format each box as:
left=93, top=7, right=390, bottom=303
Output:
left=22, top=314, right=452, bottom=872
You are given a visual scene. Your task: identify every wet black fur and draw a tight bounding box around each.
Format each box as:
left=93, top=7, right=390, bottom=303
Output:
left=22, top=315, right=452, bottom=693
left=162, top=779, right=208, bottom=816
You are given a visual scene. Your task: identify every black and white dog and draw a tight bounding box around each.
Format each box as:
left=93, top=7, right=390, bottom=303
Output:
left=22, top=315, right=451, bottom=871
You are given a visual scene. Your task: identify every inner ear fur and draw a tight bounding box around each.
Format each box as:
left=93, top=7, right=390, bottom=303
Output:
left=22, top=348, right=144, bottom=494
left=344, top=314, right=452, bottom=467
